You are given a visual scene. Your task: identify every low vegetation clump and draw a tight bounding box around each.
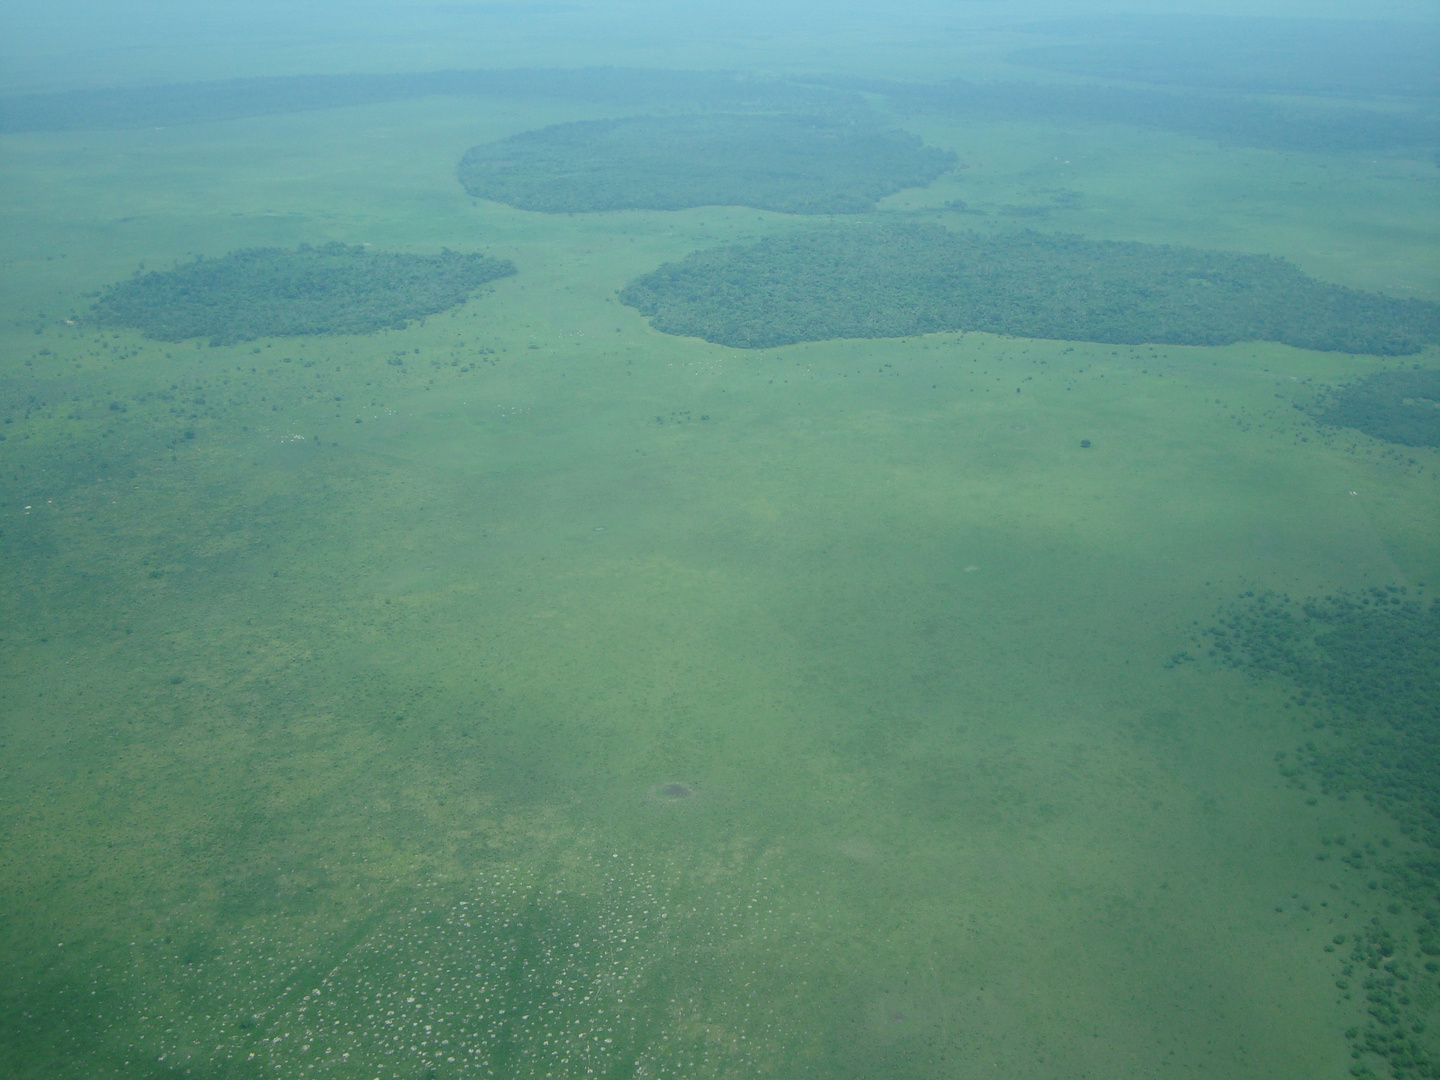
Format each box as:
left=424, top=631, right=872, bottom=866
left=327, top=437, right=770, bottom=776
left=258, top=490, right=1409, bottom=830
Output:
left=458, top=113, right=954, bottom=214
left=1318, top=369, right=1440, bottom=447
left=1201, top=589, right=1440, bottom=1076
left=91, top=243, right=515, bottom=345
left=619, top=223, right=1440, bottom=354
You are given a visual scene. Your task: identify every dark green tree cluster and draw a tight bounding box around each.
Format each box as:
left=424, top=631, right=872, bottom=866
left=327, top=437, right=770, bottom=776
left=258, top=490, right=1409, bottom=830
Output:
left=1206, top=590, right=1440, bottom=836
left=1204, top=588, right=1440, bottom=1076
left=457, top=114, right=954, bottom=214
left=90, top=243, right=515, bottom=345
left=1319, top=370, right=1440, bottom=447
left=619, top=223, right=1440, bottom=354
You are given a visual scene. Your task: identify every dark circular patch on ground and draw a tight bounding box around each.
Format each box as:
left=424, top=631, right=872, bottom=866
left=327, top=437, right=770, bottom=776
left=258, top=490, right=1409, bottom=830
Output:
left=655, top=782, right=695, bottom=800
left=1317, top=369, right=1440, bottom=447
left=458, top=113, right=954, bottom=215
left=91, top=242, right=515, bottom=345
left=619, top=222, right=1440, bottom=354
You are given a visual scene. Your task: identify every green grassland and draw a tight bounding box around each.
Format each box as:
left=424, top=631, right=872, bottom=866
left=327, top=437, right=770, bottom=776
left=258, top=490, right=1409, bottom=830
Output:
left=1, top=82, right=1438, bottom=1080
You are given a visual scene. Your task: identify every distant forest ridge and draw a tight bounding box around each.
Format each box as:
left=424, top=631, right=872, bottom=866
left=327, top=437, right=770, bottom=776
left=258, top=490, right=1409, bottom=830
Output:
left=0, top=69, right=860, bottom=134
left=1009, top=15, right=1440, bottom=99
left=863, top=78, right=1440, bottom=156
left=1, top=66, right=1435, bottom=158
left=619, top=224, right=1440, bottom=355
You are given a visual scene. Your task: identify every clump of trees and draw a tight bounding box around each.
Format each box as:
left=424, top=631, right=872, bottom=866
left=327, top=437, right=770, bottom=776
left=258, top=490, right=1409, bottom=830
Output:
left=619, top=223, right=1440, bottom=354
left=1205, top=587, right=1440, bottom=1077
left=458, top=113, right=954, bottom=214
left=91, top=243, right=516, bottom=345
left=1319, top=369, right=1440, bottom=446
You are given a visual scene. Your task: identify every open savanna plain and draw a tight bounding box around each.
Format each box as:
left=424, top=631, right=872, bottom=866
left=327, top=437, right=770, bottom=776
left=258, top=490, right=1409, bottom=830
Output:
left=1, top=82, right=1438, bottom=1079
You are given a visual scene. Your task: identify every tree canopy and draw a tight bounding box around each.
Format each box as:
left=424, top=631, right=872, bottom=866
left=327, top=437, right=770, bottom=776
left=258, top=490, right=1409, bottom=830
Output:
left=1202, top=586, right=1440, bottom=1078
left=458, top=113, right=954, bottom=215
left=1319, top=369, right=1440, bottom=446
left=91, top=243, right=515, bottom=345
left=619, top=223, right=1440, bottom=354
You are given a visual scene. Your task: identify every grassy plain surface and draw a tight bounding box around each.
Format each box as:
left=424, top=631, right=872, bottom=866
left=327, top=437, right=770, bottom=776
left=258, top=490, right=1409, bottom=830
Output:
left=1, top=84, right=1438, bottom=1079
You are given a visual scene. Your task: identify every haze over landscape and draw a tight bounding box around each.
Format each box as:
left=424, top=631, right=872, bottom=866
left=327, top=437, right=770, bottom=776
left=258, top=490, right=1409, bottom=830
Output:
left=1, top=2, right=1437, bottom=1077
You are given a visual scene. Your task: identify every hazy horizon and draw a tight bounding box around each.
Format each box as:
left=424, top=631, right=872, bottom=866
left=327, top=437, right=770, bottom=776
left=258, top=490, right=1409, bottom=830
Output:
left=5, top=2, right=1439, bottom=93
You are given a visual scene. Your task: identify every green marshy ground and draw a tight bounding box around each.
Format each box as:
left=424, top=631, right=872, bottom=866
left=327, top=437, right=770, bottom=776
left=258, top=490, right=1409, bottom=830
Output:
left=1, top=87, right=1438, bottom=1079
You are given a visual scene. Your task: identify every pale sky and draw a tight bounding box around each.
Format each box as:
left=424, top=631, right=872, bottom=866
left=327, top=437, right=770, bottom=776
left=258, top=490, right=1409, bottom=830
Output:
left=3, top=0, right=1436, bottom=94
